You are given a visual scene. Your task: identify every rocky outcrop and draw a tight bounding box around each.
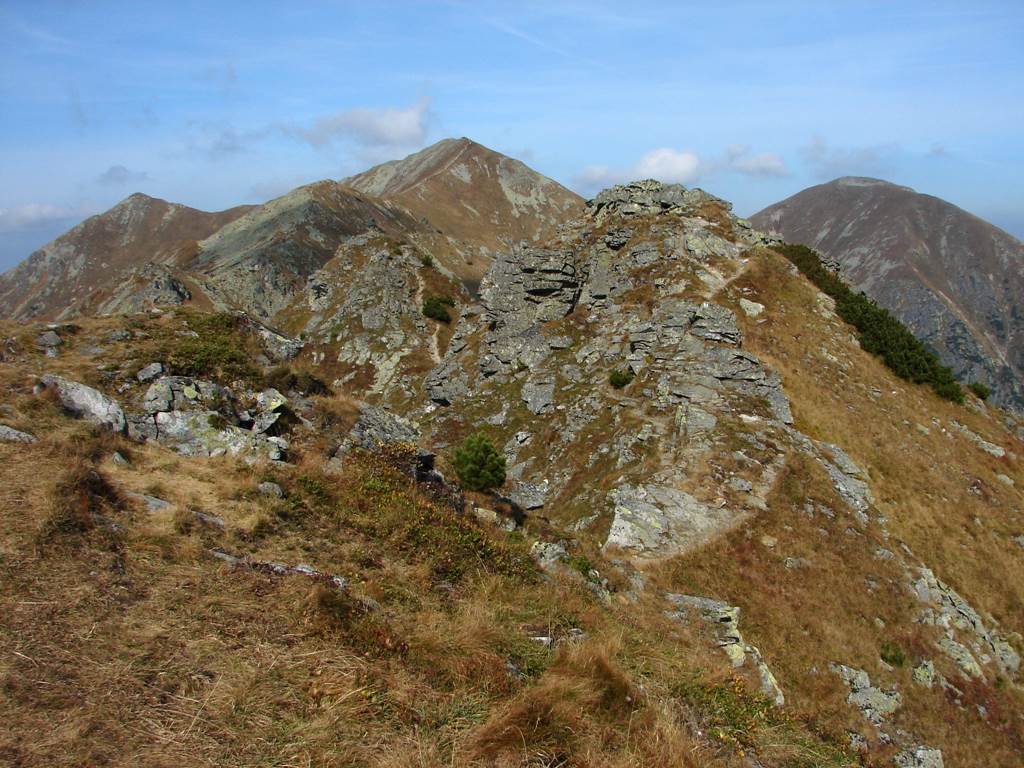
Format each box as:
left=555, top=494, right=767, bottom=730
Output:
left=665, top=593, right=785, bottom=705
left=129, top=376, right=288, bottom=461
left=606, top=484, right=738, bottom=556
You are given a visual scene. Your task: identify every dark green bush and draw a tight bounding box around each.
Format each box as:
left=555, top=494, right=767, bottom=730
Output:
left=968, top=381, right=991, bottom=401
left=609, top=369, right=634, bottom=389
left=419, top=253, right=434, bottom=268
left=880, top=640, right=906, bottom=667
left=423, top=295, right=456, bottom=323
left=452, top=433, right=506, bottom=492
left=264, top=365, right=330, bottom=396
left=776, top=244, right=964, bottom=404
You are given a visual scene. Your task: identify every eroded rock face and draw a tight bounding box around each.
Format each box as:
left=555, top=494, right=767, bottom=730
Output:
left=606, top=484, right=738, bottom=555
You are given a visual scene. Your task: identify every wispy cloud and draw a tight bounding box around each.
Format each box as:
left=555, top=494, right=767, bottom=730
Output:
left=800, top=136, right=898, bottom=179
left=723, top=145, right=788, bottom=177
left=283, top=98, right=432, bottom=148
left=97, top=165, right=149, bottom=186
left=0, top=203, right=95, bottom=233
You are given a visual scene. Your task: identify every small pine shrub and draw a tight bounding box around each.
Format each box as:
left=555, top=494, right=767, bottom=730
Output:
left=880, top=640, right=906, bottom=667
left=969, top=381, right=991, bottom=401
left=608, top=369, right=634, bottom=389
left=423, top=295, right=456, bottom=323
left=419, top=253, right=434, bottom=268
left=453, top=432, right=506, bottom=492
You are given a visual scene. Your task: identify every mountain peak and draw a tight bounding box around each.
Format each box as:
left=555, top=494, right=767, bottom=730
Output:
left=831, top=176, right=915, bottom=193
left=343, top=138, right=584, bottom=274
left=751, top=178, right=1024, bottom=410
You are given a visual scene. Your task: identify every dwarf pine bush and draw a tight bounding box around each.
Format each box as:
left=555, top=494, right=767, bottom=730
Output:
left=453, top=432, right=506, bottom=492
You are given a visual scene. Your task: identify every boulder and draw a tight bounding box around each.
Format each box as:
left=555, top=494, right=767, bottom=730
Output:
left=40, top=374, right=126, bottom=433
left=831, top=664, right=901, bottom=723
left=258, top=481, right=284, bottom=498
left=35, top=330, right=63, bottom=348
left=136, top=362, right=164, bottom=382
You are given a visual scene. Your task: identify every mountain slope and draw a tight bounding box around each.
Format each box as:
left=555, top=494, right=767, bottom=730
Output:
left=344, top=138, right=584, bottom=281
left=0, top=180, right=1022, bottom=766
left=0, top=194, right=253, bottom=321
left=187, top=180, right=448, bottom=320
left=751, top=177, right=1024, bottom=410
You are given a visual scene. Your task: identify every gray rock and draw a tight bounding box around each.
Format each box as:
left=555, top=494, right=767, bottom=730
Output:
left=665, top=593, right=784, bottom=705
left=126, top=491, right=172, bottom=513
left=0, top=424, right=37, bottom=443
left=136, top=362, right=164, bottom=382
left=509, top=479, right=549, bottom=510
left=522, top=380, right=555, bottom=415
left=35, top=330, right=63, bottom=348
left=605, top=484, right=740, bottom=557
left=895, top=746, right=944, bottom=768
left=531, top=541, right=567, bottom=570
left=257, top=481, right=284, bottom=498
left=738, top=298, right=764, bottom=317
left=40, top=374, right=126, bottom=433
left=831, top=664, right=901, bottom=723
left=912, top=660, right=935, bottom=688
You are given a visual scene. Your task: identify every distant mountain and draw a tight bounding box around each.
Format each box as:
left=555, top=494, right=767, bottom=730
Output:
left=0, top=138, right=583, bottom=322
left=0, top=193, right=253, bottom=321
left=344, top=137, right=584, bottom=280
left=751, top=177, right=1024, bottom=411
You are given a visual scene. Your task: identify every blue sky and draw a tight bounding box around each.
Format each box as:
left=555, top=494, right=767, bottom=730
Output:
left=1, top=1, right=1022, bottom=269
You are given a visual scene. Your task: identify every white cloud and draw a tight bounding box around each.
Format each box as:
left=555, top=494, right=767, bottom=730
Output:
left=0, top=203, right=95, bottom=233
left=97, top=165, right=149, bottom=186
left=634, top=148, right=702, bottom=184
left=575, top=145, right=786, bottom=193
left=286, top=98, right=431, bottom=148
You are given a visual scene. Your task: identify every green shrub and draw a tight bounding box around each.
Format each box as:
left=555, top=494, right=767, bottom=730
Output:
left=608, top=369, right=634, bottom=389
left=264, top=365, right=330, bottom=396
left=453, top=433, right=506, bottom=492
left=423, top=295, right=456, bottom=323
left=776, top=244, right=964, bottom=404
left=419, top=253, right=434, bottom=268
left=968, top=381, right=991, bottom=401
left=880, top=640, right=906, bottom=667
left=164, top=312, right=256, bottom=381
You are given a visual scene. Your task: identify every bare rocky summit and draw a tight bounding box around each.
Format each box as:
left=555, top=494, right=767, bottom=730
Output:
left=344, top=138, right=584, bottom=283
left=752, top=177, right=1024, bottom=411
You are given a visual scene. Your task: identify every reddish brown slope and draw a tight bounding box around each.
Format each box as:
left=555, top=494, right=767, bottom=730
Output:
left=0, top=194, right=253, bottom=321
left=752, top=177, right=1024, bottom=410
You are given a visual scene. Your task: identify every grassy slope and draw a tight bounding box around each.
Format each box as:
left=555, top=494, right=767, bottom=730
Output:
left=0, top=314, right=854, bottom=768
